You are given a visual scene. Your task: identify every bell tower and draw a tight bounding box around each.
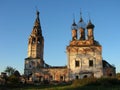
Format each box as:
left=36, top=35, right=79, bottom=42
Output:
left=28, top=11, right=44, bottom=59
left=24, top=11, right=44, bottom=76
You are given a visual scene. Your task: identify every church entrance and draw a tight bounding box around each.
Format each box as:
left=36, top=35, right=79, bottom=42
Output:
left=76, top=75, right=79, bottom=79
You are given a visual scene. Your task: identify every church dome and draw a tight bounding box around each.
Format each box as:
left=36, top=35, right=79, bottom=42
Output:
left=78, top=17, right=86, bottom=29
left=71, top=20, right=78, bottom=30
left=86, top=20, right=95, bottom=29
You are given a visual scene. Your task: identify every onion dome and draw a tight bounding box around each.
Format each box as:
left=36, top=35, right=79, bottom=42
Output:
left=77, top=12, right=86, bottom=29
left=71, top=18, right=77, bottom=30
left=87, top=20, right=95, bottom=29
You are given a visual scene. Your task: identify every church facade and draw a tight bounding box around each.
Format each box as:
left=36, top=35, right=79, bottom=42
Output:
left=24, top=11, right=116, bottom=82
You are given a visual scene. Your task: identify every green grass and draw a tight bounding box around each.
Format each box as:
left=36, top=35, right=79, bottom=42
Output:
left=1, top=84, right=120, bottom=90
left=9, top=85, right=120, bottom=90
left=1, top=78, right=120, bottom=90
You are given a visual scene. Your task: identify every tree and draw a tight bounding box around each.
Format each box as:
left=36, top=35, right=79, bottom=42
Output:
left=116, top=73, right=120, bottom=79
left=4, top=66, right=16, bottom=76
left=14, top=70, right=21, bottom=77
left=8, top=75, right=20, bottom=84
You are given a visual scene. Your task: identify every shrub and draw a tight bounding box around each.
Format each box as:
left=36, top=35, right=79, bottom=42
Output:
left=8, top=75, right=19, bottom=84
left=72, top=77, right=97, bottom=87
left=96, top=77, right=120, bottom=86
left=72, top=77, right=120, bottom=88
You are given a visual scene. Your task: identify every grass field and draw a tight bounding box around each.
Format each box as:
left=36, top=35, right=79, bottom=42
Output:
left=1, top=78, right=120, bottom=90
left=1, top=84, right=120, bottom=90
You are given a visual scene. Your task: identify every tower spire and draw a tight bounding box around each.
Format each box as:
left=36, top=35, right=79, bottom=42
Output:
left=72, top=13, right=76, bottom=26
left=73, top=13, right=75, bottom=24
left=79, top=9, right=83, bottom=22
left=34, top=10, right=41, bottom=27
left=78, top=9, right=86, bottom=28
left=31, top=10, right=42, bottom=36
left=78, top=9, right=86, bottom=40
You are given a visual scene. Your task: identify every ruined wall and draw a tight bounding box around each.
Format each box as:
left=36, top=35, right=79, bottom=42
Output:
left=31, top=67, right=68, bottom=82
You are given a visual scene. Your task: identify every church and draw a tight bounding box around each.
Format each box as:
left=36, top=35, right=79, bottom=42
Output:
left=24, top=10, right=116, bottom=82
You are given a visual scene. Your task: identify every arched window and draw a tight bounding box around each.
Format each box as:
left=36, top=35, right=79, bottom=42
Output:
left=109, top=73, right=112, bottom=77
left=50, top=76, right=53, bottom=81
left=32, top=38, right=36, bottom=44
left=60, top=76, right=63, bottom=81
left=75, top=60, right=79, bottom=67
left=76, top=75, right=79, bottom=79
left=38, top=38, right=40, bottom=44
left=89, top=60, right=93, bottom=67
left=83, top=75, right=87, bottom=78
